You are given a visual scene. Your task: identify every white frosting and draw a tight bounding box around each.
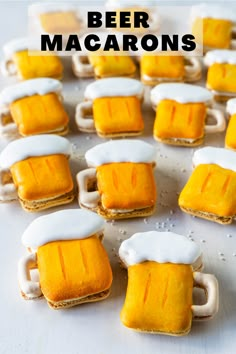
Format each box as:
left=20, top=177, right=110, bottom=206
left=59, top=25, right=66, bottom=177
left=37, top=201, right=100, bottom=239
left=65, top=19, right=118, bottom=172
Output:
left=29, top=2, right=78, bottom=15
left=193, top=147, right=236, bottom=172
left=0, top=78, right=62, bottom=106
left=119, top=231, right=201, bottom=266
left=84, top=78, right=143, bottom=100
left=204, top=50, right=236, bottom=66
left=151, top=83, right=213, bottom=105
left=106, top=0, right=157, bottom=9
left=22, top=209, right=104, bottom=250
left=226, top=98, right=236, bottom=115
left=85, top=140, right=156, bottom=167
left=191, top=3, right=236, bottom=22
left=3, top=37, right=38, bottom=59
left=0, top=135, right=71, bottom=169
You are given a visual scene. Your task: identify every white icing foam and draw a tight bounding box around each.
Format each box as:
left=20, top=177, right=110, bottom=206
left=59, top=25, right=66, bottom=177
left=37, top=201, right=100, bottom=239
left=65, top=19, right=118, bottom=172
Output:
left=106, top=0, right=157, bottom=9
left=29, top=2, right=78, bottom=15
left=204, top=50, right=236, bottom=66
left=0, top=78, right=62, bottom=105
left=191, top=3, right=236, bottom=22
left=0, top=135, right=71, bottom=169
left=85, top=78, right=144, bottom=100
left=119, top=231, right=201, bottom=266
left=85, top=140, right=156, bottom=167
left=193, top=147, right=236, bottom=172
left=22, top=209, right=104, bottom=250
left=3, top=37, right=38, bottom=59
left=151, top=83, right=213, bottom=105
left=226, top=98, right=236, bottom=115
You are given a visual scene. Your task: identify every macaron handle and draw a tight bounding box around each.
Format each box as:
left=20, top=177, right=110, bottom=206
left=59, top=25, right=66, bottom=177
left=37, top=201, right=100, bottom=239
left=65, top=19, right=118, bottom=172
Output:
left=75, top=101, right=95, bottom=132
left=205, top=108, right=226, bottom=133
left=18, top=253, right=42, bottom=300
left=0, top=106, right=18, bottom=137
left=0, top=59, right=17, bottom=77
left=192, top=272, right=219, bottom=320
left=76, top=168, right=101, bottom=209
left=184, top=57, right=201, bottom=82
left=72, top=54, right=94, bottom=78
left=0, top=168, right=17, bottom=202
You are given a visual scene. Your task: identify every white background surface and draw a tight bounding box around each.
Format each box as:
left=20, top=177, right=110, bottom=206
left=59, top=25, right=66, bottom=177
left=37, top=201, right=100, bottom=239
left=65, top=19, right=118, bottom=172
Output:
left=0, top=1, right=236, bottom=354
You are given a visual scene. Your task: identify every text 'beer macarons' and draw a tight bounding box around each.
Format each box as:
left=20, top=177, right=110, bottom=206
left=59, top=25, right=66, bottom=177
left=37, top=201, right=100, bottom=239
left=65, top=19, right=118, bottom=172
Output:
left=205, top=50, right=236, bottom=102
left=151, top=83, right=225, bottom=146
left=0, top=78, right=69, bottom=138
left=1, top=37, right=63, bottom=80
left=140, top=54, right=201, bottom=86
left=191, top=3, right=236, bottom=51
left=77, top=139, right=157, bottom=219
left=179, top=147, right=236, bottom=224
left=75, top=78, right=144, bottom=137
left=119, top=231, right=219, bottom=335
left=18, top=209, right=113, bottom=309
left=0, top=135, right=74, bottom=211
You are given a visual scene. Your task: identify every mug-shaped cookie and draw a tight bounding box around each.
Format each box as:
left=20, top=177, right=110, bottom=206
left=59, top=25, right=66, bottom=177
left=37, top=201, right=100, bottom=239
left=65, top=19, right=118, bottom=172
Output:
left=191, top=4, right=236, bottom=51
left=140, top=54, right=202, bottom=85
left=119, top=231, right=218, bottom=335
left=29, top=2, right=82, bottom=34
left=225, top=98, right=236, bottom=150
left=18, top=209, right=113, bottom=309
left=1, top=37, right=63, bottom=80
left=0, top=135, right=74, bottom=211
left=205, top=50, right=236, bottom=102
left=76, top=78, right=144, bottom=137
left=76, top=140, right=157, bottom=219
left=179, top=147, right=236, bottom=224
left=0, top=78, right=69, bottom=138
left=105, top=0, right=160, bottom=34
left=151, top=83, right=225, bottom=146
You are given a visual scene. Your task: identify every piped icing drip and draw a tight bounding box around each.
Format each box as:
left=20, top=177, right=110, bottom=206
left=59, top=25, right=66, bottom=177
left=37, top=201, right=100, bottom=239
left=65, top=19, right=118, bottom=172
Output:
left=119, top=231, right=201, bottom=266
left=204, top=50, right=236, bottom=66
left=193, top=147, right=236, bottom=172
left=3, top=37, right=40, bottom=59
left=0, top=78, right=62, bottom=105
left=85, top=140, right=156, bottom=167
left=29, top=2, right=78, bottom=15
left=227, top=98, right=236, bottom=115
left=22, top=209, right=104, bottom=250
left=0, top=135, right=71, bottom=169
left=151, top=83, right=213, bottom=104
left=84, top=78, right=144, bottom=100
left=191, top=3, right=236, bottom=22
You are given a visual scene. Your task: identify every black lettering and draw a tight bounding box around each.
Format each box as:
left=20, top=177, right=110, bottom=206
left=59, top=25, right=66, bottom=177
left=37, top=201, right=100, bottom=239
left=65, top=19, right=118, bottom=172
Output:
left=41, top=35, right=62, bottom=51
left=120, top=12, right=131, bottom=28
left=65, top=35, right=81, bottom=51
left=104, top=35, right=120, bottom=51
left=182, top=34, right=196, bottom=52
left=106, top=12, right=117, bottom=28
left=87, top=12, right=102, bottom=28
left=141, top=34, right=158, bottom=52
left=123, top=35, right=138, bottom=51
left=162, top=35, right=179, bottom=51
left=84, top=34, right=101, bottom=51
left=134, top=12, right=149, bottom=29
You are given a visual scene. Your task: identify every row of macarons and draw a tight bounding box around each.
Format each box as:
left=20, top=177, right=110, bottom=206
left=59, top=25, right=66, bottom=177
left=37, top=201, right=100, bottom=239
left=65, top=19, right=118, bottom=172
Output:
left=18, top=207, right=219, bottom=336
left=0, top=135, right=235, bottom=225
left=29, top=2, right=236, bottom=52
left=0, top=76, right=236, bottom=148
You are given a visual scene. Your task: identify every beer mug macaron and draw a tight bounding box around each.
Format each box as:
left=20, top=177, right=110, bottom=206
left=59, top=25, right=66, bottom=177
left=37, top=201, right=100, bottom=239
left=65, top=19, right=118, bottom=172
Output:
left=76, top=140, right=157, bottom=219
left=18, top=209, right=113, bottom=309
left=179, top=147, right=236, bottom=224
left=119, top=231, right=219, bottom=335
left=0, top=135, right=74, bottom=211
left=225, top=98, right=236, bottom=150
left=151, top=83, right=225, bottom=146
left=0, top=78, right=69, bottom=138
left=75, top=78, right=144, bottom=138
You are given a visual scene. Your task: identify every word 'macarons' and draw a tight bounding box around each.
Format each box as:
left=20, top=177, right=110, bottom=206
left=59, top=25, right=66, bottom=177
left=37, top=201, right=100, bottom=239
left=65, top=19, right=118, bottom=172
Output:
left=40, top=11, right=196, bottom=53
